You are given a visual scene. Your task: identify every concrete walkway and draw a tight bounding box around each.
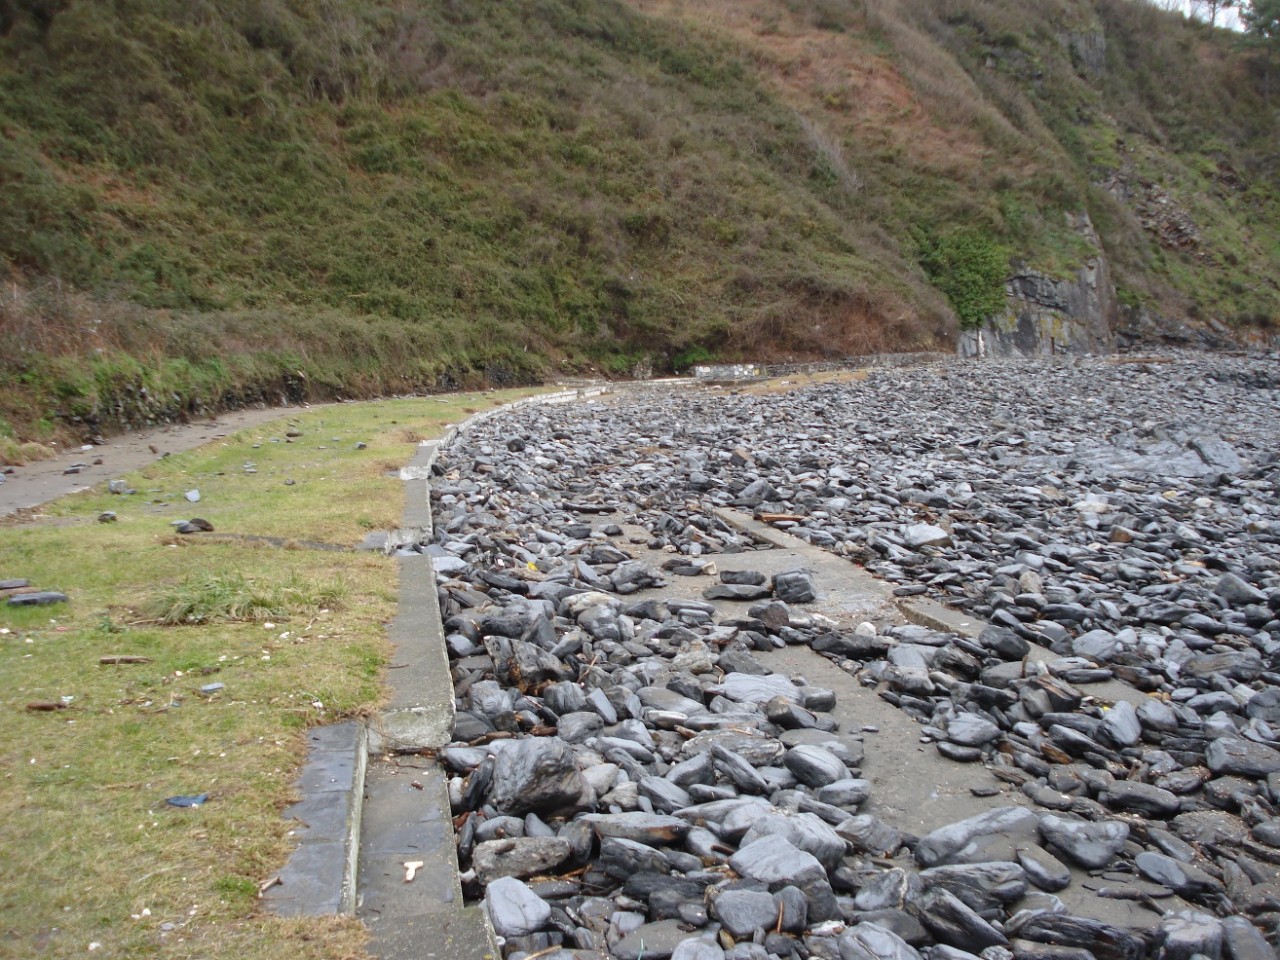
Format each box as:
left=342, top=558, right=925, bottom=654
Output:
left=357, top=437, right=496, bottom=960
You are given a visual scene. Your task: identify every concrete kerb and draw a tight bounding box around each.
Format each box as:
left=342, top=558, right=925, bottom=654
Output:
left=266, top=383, right=612, bottom=925
left=358, top=383, right=614, bottom=957
left=376, top=384, right=613, bottom=748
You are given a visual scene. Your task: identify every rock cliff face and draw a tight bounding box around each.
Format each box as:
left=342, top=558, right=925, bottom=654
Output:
left=960, top=214, right=1117, bottom=358
left=1059, top=28, right=1106, bottom=77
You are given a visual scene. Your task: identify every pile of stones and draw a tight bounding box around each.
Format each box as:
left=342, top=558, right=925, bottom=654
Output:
left=422, top=354, right=1280, bottom=960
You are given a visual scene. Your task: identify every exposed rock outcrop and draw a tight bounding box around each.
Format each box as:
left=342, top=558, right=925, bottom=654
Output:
left=960, top=214, right=1116, bottom=358
left=1059, top=28, right=1106, bottom=77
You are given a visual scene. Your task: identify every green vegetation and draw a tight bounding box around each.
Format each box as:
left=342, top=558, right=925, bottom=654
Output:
left=920, top=229, right=1011, bottom=330
left=881, top=0, right=1280, bottom=328
left=146, top=570, right=349, bottom=625
left=0, top=0, right=1277, bottom=442
left=0, top=387, right=539, bottom=960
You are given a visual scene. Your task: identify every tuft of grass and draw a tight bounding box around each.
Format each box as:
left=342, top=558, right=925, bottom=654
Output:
left=0, top=435, right=58, bottom=466
left=146, top=570, right=347, bottom=626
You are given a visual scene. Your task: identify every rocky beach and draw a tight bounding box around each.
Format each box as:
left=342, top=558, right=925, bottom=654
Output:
left=416, top=354, right=1280, bottom=960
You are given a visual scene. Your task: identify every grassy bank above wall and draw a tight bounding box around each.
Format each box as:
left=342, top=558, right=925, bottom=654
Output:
left=1, top=0, right=1277, bottom=445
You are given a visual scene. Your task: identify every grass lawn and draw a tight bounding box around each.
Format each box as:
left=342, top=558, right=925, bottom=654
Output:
left=0, top=387, right=543, bottom=960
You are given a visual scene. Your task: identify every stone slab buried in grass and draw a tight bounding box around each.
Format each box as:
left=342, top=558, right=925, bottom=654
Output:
left=7, top=591, right=68, bottom=606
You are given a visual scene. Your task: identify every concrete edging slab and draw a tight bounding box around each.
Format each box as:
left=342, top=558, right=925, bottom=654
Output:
left=263, top=719, right=368, bottom=917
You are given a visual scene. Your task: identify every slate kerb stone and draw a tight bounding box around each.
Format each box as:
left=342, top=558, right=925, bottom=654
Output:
left=263, top=719, right=368, bottom=917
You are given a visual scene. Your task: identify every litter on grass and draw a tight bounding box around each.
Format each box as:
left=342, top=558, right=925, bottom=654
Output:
left=165, top=794, right=209, bottom=808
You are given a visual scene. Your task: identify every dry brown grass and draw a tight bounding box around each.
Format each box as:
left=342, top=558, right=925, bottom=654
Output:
left=0, top=437, right=59, bottom=466
left=0, top=279, right=155, bottom=359
left=626, top=0, right=1008, bottom=183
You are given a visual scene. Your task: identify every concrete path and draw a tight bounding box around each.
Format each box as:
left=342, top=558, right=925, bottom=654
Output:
left=356, top=387, right=609, bottom=956
left=0, top=404, right=319, bottom=517
left=614, top=507, right=1180, bottom=930
left=357, top=438, right=498, bottom=960
left=261, top=721, right=367, bottom=916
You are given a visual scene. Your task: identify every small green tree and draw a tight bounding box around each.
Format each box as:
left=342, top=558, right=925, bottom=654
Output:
left=1243, top=0, right=1280, bottom=94
left=919, top=229, right=1011, bottom=331
left=1244, top=0, right=1280, bottom=39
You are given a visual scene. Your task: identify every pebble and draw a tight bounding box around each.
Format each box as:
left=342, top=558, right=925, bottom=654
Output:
left=425, top=354, right=1280, bottom=959
left=484, top=876, right=551, bottom=937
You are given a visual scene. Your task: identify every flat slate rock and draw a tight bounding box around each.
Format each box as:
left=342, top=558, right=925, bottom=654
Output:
left=1206, top=737, right=1280, bottom=777
left=729, top=834, right=827, bottom=888
left=612, top=920, right=699, bottom=960
left=484, top=876, right=551, bottom=938
left=1039, top=814, right=1129, bottom=870
left=473, top=837, right=572, bottom=883
left=7, top=591, right=68, bottom=606
left=915, top=806, right=1039, bottom=868
left=582, top=812, right=689, bottom=846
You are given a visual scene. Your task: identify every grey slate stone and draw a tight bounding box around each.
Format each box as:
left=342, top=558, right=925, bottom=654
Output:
left=1097, top=700, right=1141, bottom=748
left=1206, top=736, right=1280, bottom=777
left=1099, top=780, right=1181, bottom=817
left=837, top=815, right=905, bottom=857
left=671, top=940, right=726, bottom=960
left=484, top=876, right=551, bottom=937
left=1016, top=845, right=1071, bottom=892
left=1038, top=814, right=1129, bottom=870
left=946, top=713, right=1001, bottom=747
left=837, top=921, right=924, bottom=960
left=1134, top=851, right=1224, bottom=897
left=773, top=570, right=817, bottom=603
left=613, top=920, right=700, bottom=960
left=784, top=744, right=851, bottom=788
left=740, top=810, right=848, bottom=872
left=711, top=889, right=778, bottom=938
left=914, top=806, right=1039, bottom=867
left=729, top=835, right=827, bottom=888
left=917, top=861, right=1027, bottom=912
left=818, top=778, right=872, bottom=809
left=472, top=837, right=571, bottom=883
left=488, top=738, right=590, bottom=816
left=1221, top=915, right=1273, bottom=960
left=912, top=887, right=1008, bottom=952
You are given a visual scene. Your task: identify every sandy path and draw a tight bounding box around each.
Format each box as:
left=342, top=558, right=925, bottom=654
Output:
left=0, top=404, right=319, bottom=517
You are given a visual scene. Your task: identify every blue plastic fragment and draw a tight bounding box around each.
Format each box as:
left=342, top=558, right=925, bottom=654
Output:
left=165, top=793, right=209, bottom=808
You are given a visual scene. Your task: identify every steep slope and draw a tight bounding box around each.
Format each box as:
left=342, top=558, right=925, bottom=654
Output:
left=632, top=0, right=1280, bottom=346
left=0, top=0, right=1276, bottom=444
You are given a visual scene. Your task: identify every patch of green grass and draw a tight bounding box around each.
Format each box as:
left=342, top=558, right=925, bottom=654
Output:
left=146, top=570, right=347, bottom=626
left=0, top=387, right=544, bottom=960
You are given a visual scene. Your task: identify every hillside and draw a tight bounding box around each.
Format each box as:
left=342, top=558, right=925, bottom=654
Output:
left=0, top=0, right=1277, bottom=445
